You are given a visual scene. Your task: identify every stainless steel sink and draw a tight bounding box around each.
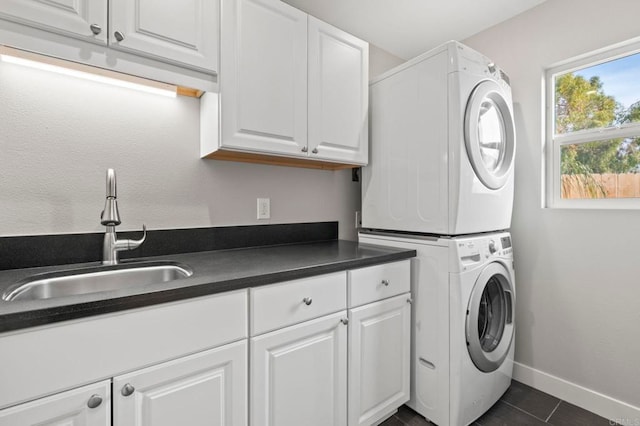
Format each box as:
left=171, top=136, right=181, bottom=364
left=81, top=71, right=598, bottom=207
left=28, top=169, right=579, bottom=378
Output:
left=2, top=261, right=193, bottom=302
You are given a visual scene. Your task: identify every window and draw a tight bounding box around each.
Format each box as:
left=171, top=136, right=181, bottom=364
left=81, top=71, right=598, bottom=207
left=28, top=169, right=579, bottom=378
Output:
left=545, top=39, right=640, bottom=208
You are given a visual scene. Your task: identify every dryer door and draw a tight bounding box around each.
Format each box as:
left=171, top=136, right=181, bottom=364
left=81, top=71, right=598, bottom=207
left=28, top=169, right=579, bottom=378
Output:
left=464, top=79, right=515, bottom=190
left=466, top=261, right=515, bottom=372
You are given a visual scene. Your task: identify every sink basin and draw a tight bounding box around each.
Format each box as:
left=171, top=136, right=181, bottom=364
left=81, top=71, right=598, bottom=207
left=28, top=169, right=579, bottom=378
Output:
left=2, top=261, right=193, bottom=302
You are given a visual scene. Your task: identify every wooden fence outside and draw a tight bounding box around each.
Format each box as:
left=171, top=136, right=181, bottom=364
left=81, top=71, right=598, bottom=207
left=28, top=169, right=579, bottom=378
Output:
left=561, top=173, right=640, bottom=199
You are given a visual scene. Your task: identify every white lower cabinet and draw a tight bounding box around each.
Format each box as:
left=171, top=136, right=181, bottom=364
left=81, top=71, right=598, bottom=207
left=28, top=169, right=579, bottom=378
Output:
left=249, top=260, right=411, bottom=426
left=250, top=311, right=348, bottom=426
left=0, top=380, right=111, bottom=426
left=0, top=290, right=248, bottom=426
left=0, top=261, right=412, bottom=426
left=0, top=340, right=247, bottom=426
left=114, top=339, right=247, bottom=426
left=347, top=260, right=412, bottom=425
left=348, top=294, right=411, bottom=426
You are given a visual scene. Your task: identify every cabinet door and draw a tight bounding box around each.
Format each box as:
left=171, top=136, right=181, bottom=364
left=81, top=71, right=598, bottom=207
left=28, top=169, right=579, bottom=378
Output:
left=114, top=340, right=247, bottom=426
left=109, top=0, right=218, bottom=73
left=0, top=0, right=107, bottom=44
left=0, top=380, right=110, bottom=426
left=220, top=0, right=308, bottom=156
left=308, top=16, right=368, bottom=165
left=348, top=294, right=411, bottom=426
left=251, top=311, right=347, bottom=426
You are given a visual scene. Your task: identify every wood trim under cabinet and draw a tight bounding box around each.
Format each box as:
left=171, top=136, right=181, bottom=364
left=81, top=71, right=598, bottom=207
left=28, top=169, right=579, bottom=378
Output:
left=177, top=86, right=204, bottom=98
left=204, top=149, right=359, bottom=170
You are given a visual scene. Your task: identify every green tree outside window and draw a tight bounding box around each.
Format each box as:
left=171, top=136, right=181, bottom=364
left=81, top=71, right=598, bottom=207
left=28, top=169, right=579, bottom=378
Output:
left=555, top=73, right=640, bottom=198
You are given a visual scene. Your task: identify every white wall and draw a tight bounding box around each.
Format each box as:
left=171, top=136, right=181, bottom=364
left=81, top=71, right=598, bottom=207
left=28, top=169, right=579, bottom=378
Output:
left=0, top=53, right=362, bottom=240
left=464, top=0, right=640, bottom=415
left=369, top=44, right=405, bottom=80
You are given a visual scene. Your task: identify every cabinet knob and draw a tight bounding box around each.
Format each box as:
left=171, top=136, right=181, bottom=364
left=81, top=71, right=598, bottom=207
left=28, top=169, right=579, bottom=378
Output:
left=407, top=297, right=413, bottom=304
left=302, top=297, right=313, bottom=306
left=87, top=394, right=103, bottom=409
left=121, top=383, right=135, bottom=397
left=311, top=148, right=318, bottom=154
left=89, top=24, right=102, bottom=35
left=340, top=318, right=349, bottom=325
left=381, top=279, right=390, bottom=286
left=301, top=146, right=308, bottom=153
left=114, top=31, right=125, bottom=42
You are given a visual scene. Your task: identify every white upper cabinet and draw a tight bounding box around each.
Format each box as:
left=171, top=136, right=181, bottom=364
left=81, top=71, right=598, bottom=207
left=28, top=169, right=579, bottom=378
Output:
left=0, top=0, right=107, bottom=44
left=206, top=0, right=369, bottom=168
left=220, top=0, right=308, bottom=156
left=109, top=0, right=218, bottom=72
left=0, top=0, right=218, bottom=76
left=308, top=16, right=368, bottom=165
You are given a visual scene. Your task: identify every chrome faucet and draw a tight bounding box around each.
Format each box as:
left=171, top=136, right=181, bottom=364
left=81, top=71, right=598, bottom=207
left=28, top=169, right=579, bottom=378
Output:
left=100, top=169, right=146, bottom=265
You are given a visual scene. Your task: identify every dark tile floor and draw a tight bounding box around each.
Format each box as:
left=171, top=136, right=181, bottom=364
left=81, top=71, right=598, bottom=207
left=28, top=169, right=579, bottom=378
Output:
left=381, top=380, right=613, bottom=426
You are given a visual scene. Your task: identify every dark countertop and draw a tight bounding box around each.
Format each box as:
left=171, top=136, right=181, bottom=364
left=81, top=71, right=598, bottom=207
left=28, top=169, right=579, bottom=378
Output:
left=0, top=240, right=415, bottom=333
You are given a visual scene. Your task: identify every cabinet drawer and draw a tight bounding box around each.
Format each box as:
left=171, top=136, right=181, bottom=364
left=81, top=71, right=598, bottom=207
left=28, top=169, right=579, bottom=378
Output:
left=348, top=260, right=410, bottom=308
left=250, top=272, right=347, bottom=336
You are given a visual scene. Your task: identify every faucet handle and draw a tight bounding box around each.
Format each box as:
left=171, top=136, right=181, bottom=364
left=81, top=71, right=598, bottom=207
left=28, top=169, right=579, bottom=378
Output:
left=126, top=224, right=147, bottom=250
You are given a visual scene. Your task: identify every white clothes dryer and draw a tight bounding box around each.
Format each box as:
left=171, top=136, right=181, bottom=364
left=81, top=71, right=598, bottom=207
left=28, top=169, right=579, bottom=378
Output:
left=359, top=231, right=515, bottom=426
left=362, top=41, right=516, bottom=235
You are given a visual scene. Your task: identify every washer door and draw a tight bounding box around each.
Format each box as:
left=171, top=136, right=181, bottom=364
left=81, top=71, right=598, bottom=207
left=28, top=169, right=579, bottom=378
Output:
left=466, top=261, right=515, bottom=372
left=464, top=79, right=516, bottom=190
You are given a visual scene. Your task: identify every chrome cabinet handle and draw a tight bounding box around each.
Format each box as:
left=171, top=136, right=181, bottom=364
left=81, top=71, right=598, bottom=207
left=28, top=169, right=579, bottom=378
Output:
left=302, top=297, right=312, bottom=306
left=381, top=279, right=390, bottom=286
left=87, top=394, right=103, bottom=409
left=121, top=383, right=135, bottom=397
left=90, top=24, right=102, bottom=35
left=114, top=31, right=125, bottom=42
left=301, top=146, right=308, bottom=153
left=311, top=148, right=318, bottom=154
left=340, top=318, right=349, bottom=325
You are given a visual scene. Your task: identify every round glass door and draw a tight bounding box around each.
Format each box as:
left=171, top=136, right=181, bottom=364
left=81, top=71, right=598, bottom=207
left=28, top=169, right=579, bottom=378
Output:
left=464, top=80, right=516, bottom=190
left=466, top=261, right=515, bottom=372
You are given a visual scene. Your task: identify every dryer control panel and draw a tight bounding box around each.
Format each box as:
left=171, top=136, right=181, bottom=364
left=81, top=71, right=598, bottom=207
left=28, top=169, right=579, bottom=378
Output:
left=451, top=41, right=511, bottom=89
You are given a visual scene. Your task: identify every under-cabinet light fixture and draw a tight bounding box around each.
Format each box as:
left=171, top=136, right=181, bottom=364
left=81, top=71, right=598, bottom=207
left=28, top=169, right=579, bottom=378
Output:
left=0, top=45, right=177, bottom=98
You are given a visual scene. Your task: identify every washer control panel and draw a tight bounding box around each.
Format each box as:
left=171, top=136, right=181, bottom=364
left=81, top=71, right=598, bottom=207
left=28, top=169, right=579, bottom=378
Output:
left=500, top=236, right=513, bottom=255
left=454, top=233, right=513, bottom=271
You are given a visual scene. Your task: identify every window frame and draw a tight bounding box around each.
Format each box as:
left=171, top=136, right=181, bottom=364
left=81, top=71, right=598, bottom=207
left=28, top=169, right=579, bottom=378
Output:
left=545, top=38, right=640, bottom=209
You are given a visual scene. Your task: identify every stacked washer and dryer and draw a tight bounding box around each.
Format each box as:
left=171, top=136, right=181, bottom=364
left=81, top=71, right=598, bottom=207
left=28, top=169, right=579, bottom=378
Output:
left=359, top=41, right=517, bottom=426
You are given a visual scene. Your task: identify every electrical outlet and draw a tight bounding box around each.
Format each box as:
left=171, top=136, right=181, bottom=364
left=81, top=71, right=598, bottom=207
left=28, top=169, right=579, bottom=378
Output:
left=257, top=198, right=270, bottom=220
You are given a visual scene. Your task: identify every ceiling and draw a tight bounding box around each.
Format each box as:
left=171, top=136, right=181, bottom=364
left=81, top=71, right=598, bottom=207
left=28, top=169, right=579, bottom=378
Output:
left=281, top=0, right=547, bottom=60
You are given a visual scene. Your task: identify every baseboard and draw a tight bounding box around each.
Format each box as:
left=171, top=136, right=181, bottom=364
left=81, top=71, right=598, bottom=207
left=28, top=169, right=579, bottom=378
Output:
left=513, top=361, right=640, bottom=426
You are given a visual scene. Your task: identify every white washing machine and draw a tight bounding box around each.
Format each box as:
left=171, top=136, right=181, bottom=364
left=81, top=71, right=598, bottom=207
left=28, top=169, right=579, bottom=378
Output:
left=362, top=41, right=516, bottom=235
left=359, top=231, right=515, bottom=426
